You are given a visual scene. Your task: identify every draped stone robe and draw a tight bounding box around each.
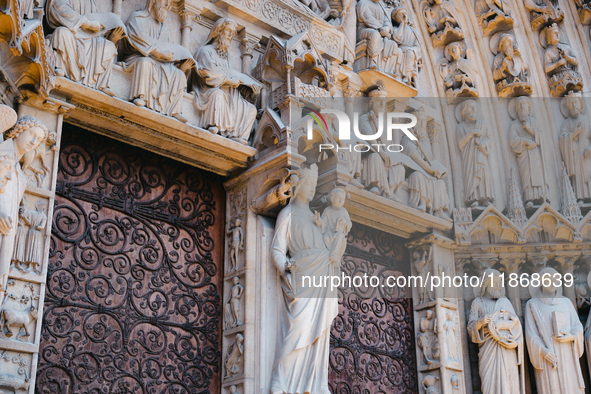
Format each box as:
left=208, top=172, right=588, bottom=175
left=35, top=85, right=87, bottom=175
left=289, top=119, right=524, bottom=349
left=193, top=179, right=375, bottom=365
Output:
left=193, top=45, right=257, bottom=141
left=560, top=115, right=591, bottom=200
left=356, top=0, right=400, bottom=73
left=392, top=20, right=421, bottom=84
left=270, top=204, right=338, bottom=394
left=457, top=119, right=494, bottom=204
left=123, top=11, right=188, bottom=117
left=358, top=113, right=389, bottom=195
left=46, top=0, right=118, bottom=90
left=525, top=296, right=585, bottom=394
left=468, top=297, right=523, bottom=394
left=509, top=117, right=547, bottom=202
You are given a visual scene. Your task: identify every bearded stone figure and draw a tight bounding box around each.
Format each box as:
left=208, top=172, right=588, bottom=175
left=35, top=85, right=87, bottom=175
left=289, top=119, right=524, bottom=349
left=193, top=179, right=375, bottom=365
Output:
left=46, top=0, right=126, bottom=96
left=559, top=93, right=591, bottom=200
left=491, top=33, right=531, bottom=97
left=192, top=18, right=261, bottom=144
left=0, top=114, right=48, bottom=294
left=508, top=97, right=548, bottom=205
left=123, top=0, right=194, bottom=122
left=468, top=269, right=525, bottom=394
left=525, top=267, right=585, bottom=394
left=391, top=7, right=422, bottom=87
left=270, top=166, right=346, bottom=394
left=456, top=100, right=494, bottom=207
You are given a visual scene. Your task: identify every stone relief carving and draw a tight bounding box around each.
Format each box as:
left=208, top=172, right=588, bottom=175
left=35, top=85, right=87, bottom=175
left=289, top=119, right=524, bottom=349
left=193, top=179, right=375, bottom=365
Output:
left=413, top=245, right=434, bottom=303
left=332, top=0, right=356, bottom=68
left=442, top=311, right=460, bottom=363
left=417, top=309, right=439, bottom=365
left=11, top=199, right=46, bottom=275
left=559, top=93, right=591, bottom=201
left=575, top=0, right=591, bottom=24
left=45, top=0, right=126, bottom=96
left=525, top=267, right=585, bottom=394
left=224, top=333, right=244, bottom=378
left=523, top=0, right=563, bottom=30
left=122, top=0, right=194, bottom=122
left=315, top=187, right=352, bottom=267
left=391, top=6, right=422, bottom=88
left=421, top=0, right=464, bottom=47
left=421, top=374, right=441, bottom=394
left=250, top=168, right=293, bottom=214
left=224, top=276, right=244, bottom=330
left=491, top=33, right=532, bottom=97
left=540, top=24, right=583, bottom=97
left=229, top=385, right=238, bottom=394
left=297, top=0, right=338, bottom=20
left=474, top=0, right=513, bottom=35
left=456, top=100, right=494, bottom=207
left=192, top=18, right=262, bottom=144
left=438, top=42, right=479, bottom=98
left=227, top=218, right=244, bottom=272
left=0, top=280, right=38, bottom=341
left=0, top=115, right=48, bottom=295
left=0, top=351, right=30, bottom=392
left=508, top=97, right=549, bottom=206
left=468, top=269, right=525, bottom=394
left=270, top=166, right=348, bottom=394
left=21, top=128, right=57, bottom=188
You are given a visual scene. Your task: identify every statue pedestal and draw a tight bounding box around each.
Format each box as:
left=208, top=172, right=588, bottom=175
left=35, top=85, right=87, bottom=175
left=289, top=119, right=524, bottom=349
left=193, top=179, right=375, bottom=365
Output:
left=357, top=69, right=418, bottom=97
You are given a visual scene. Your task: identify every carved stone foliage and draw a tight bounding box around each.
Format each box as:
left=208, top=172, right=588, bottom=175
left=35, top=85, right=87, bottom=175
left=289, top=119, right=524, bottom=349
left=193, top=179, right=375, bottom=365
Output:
left=490, top=32, right=532, bottom=97
left=329, top=223, right=418, bottom=393
left=0, top=350, right=32, bottom=393
left=37, top=128, right=225, bottom=394
left=540, top=24, right=583, bottom=97
left=421, top=0, right=464, bottom=48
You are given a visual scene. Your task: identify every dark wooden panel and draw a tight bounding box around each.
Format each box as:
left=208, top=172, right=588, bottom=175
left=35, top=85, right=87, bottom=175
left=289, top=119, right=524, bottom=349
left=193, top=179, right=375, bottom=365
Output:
left=329, top=223, right=418, bottom=394
left=37, top=125, right=224, bottom=394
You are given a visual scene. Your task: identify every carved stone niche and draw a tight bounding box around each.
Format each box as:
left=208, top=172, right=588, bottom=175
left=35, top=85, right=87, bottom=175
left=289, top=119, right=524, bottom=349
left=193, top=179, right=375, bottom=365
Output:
left=420, top=0, right=464, bottom=48
left=474, top=0, right=513, bottom=35
left=540, top=24, right=583, bottom=97
left=252, top=108, right=286, bottom=155
left=490, top=32, right=532, bottom=97
left=254, top=32, right=335, bottom=114
left=0, top=279, right=40, bottom=344
left=0, top=350, right=32, bottom=393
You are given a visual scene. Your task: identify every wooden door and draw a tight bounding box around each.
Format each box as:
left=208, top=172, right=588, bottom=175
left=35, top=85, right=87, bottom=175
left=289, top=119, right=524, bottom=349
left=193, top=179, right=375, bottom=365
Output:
left=36, top=126, right=224, bottom=394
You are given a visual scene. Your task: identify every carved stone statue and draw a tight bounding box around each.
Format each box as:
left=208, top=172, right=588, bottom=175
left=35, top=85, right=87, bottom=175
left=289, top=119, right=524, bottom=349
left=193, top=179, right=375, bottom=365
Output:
left=559, top=93, right=591, bottom=201
left=355, top=0, right=400, bottom=74
left=524, top=0, right=563, bottom=30
left=468, top=269, right=525, bottom=394
left=422, top=0, right=463, bottom=47
left=332, top=0, right=357, bottom=68
left=525, top=267, right=585, bottom=394
left=456, top=100, right=494, bottom=207
left=192, top=19, right=261, bottom=144
left=227, top=218, right=244, bottom=272
left=474, top=0, right=512, bottom=35
left=541, top=24, right=583, bottom=97
left=413, top=245, right=434, bottom=303
left=391, top=7, right=422, bottom=87
left=491, top=33, right=531, bottom=97
left=443, top=312, right=460, bottom=363
left=0, top=116, right=47, bottom=293
left=314, top=187, right=352, bottom=266
left=422, top=375, right=441, bottom=394
left=270, top=166, right=346, bottom=394
left=439, top=42, right=478, bottom=98
left=508, top=97, right=548, bottom=205
left=224, top=276, right=244, bottom=330
left=224, top=333, right=244, bottom=378
left=122, top=0, right=194, bottom=122
left=46, top=0, right=126, bottom=96
left=417, top=309, right=439, bottom=365
left=575, top=0, right=591, bottom=24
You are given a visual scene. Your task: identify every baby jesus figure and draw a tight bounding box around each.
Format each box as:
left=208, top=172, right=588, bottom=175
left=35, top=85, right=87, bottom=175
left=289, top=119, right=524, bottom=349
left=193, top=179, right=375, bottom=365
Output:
left=314, top=187, right=352, bottom=267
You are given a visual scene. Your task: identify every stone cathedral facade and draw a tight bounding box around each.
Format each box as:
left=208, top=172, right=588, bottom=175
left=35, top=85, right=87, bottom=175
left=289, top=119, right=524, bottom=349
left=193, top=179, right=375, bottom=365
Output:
left=0, top=0, right=591, bottom=393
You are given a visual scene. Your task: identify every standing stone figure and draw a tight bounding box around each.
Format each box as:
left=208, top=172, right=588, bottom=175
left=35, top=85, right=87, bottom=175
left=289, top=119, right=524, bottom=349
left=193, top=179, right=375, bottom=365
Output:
left=270, top=165, right=347, bottom=394
left=359, top=97, right=391, bottom=197
left=46, top=0, right=126, bottom=96
left=224, top=333, right=244, bottom=378
left=468, top=269, right=524, bottom=394
left=227, top=218, right=244, bottom=272
left=0, top=116, right=48, bottom=293
left=391, top=7, right=422, bottom=87
left=24, top=200, right=47, bottom=274
left=417, top=309, right=438, bottom=365
left=542, top=24, right=582, bottom=96
left=443, top=312, right=460, bottom=363
left=559, top=93, right=591, bottom=200
left=456, top=100, right=494, bottom=207
left=192, top=18, right=261, bottom=144
left=356, top=0, right=400, bottom=73
left=508, top=97, right=548, bottom=205
left=224, top=276, right=244, bottom=330
left=123, top=0, right=194, bottom=122
left=333, top=0, right=357, bottom=68
left=525, top=267, right=585, bottom=394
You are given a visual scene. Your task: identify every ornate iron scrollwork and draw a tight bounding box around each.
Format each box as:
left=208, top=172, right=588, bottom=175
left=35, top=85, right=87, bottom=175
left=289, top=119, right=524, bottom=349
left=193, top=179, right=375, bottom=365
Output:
left=37, top=127, right=224, bottom=394
left=329, top=223, right=418, bottom=394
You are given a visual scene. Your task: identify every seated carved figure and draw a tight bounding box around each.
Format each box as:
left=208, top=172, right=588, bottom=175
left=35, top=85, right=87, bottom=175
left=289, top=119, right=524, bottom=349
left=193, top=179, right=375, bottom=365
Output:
left=355, top=0, right=401, bottom=74
left=391, top=7, right=422, bottom=87
left=122, top=0, right=194, bottom=122
left=192, top=18, right=261, bottom=144
left=492, top=33, right=531, bottom=97
left=422, top=0, right=463, bottom=47
left=46, top=0, right=126, bottom=96
left=542, top=24, right=582, bottom=97
left=439, top=41, right=478, bottom=97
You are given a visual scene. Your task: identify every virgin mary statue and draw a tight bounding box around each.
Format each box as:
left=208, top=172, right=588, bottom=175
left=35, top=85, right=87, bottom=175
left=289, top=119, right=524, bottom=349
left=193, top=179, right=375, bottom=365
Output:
left=270, top=164, right=341, bottom=394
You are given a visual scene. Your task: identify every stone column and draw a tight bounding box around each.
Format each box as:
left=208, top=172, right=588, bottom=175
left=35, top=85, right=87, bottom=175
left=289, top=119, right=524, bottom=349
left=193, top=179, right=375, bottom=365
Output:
left=406, top=234, right=466, bottom=394
left=178, top=1, right=202, bottom=48
left=0, top=95, right=72, bottom=394
left=238, top=31, right=261, bottom=75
